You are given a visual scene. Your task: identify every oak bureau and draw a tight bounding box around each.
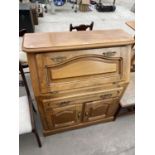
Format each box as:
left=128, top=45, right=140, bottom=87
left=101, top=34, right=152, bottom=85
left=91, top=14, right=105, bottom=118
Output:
left=22, top=29, right=134, bottom=136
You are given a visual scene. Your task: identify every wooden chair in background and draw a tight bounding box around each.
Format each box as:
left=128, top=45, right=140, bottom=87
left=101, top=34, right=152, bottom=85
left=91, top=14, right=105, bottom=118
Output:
left=19, top=62, right=42, bottom=147
left=70, top=21, right=94, bottom=31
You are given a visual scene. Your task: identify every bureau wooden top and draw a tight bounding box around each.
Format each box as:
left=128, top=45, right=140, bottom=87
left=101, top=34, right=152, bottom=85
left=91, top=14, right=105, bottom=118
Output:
left=22, top=29, right=134, bottom=53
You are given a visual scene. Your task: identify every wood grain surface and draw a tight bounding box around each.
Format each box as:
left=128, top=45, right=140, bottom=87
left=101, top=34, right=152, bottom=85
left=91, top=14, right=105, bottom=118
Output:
left=23, top=29, right=134, bottom=53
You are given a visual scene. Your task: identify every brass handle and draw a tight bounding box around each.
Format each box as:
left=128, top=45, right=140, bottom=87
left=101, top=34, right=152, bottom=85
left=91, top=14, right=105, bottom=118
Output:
left=102, top=51, right=116, bottom=57
left=85, top=112, right=89, bottom=117
left=51, top=56, right=66, bottom=63
left=100, top=94, right=112, bottom=99
left=51, top=91, right=59, bottom=94
left=77, top=112, right=81, bottom=120
left=59, top=101, right=70, bottom=106
left=117, top=90, right=120, bottom=94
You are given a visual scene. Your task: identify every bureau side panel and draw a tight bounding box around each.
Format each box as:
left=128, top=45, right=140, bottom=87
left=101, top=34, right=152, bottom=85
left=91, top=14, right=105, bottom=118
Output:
left=27, top=53, right=49, bottom=130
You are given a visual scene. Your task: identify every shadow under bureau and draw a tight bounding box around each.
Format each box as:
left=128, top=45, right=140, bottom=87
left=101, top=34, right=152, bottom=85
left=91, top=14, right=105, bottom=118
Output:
left=22, top=30, right=134, bottom=136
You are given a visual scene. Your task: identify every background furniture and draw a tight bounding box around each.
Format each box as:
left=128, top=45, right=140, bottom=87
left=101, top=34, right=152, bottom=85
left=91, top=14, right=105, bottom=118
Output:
left=19, top=28, right=27, bottom=37
left=69, top=0, right=79, bottom=12
left=126, top=20, right=135, bottom=72
left=95, top=0, right=116, bottom=12
left=19, top=29, right=29, bottom=86
left=38, top=4, right=44, bottom=17
left=79, top=0, right=90, bottom=12
left=22, top=30, right=134, bottom=136
left=19, top=62, right=42, bottom=147
left=19, top=29, right=29, bottom=70
left=31, top=3, right=39, bottom=25
left=131, top=3, right=135, bottom=13
left=115, top=72, right=135, bottom=117
left=126, top=20, right=135, bottom=30
left=70, top=21, right=94, bottom=31
left=31, top=0, right=45, bottom=3
left=19, top=3, right=35, bottom=33
left=131, top=42, right=135, bottom=72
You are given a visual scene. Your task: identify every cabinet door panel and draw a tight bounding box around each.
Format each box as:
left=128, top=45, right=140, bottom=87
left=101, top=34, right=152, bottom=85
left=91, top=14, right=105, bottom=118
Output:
left=46, top=104, right=82, bottom=129
left=84, top=100, right=109, bottom=122
left=84, top=99, right=119, bottom=122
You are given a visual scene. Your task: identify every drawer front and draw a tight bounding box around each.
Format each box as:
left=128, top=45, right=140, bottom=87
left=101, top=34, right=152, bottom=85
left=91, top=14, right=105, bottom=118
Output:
left=45, top=104, right=82, bottom=129
left=42, top=87, right=123, bottom=112
left=83, top=98, right=119, bottom=122
left=35, top=46, right=130, bottom=94
left=37, top=47, right=122, bottom=66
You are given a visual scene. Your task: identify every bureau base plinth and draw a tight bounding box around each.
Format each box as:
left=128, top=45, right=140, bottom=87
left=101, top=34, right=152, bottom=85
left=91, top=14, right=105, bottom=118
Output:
left=43, top=116, right=114, bottom=136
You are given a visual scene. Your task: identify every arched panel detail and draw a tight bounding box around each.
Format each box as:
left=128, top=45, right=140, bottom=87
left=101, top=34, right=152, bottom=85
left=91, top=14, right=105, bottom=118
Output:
left=45, top=55, right=122, bottom=81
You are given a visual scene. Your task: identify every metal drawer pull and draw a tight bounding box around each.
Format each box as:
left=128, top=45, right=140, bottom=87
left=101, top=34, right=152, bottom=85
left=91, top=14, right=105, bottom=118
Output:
left=51, top=56, right=66, bottom=63
left=100, top=94, right=112, bottom=99
left=85, top=112, right=89, bottom=117
left=59, top=101, right=70, bottom=106
left=77, top=112, right=81, bottom=119
left=51, top=91, right=59, bottom=94
left=117, top=91, right=120, bottom=94
left=102, top=51, right=116, bottom=57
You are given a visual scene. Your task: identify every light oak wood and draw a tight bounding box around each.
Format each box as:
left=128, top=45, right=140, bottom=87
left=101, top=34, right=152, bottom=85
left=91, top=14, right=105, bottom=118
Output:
left=36, top=53, right=123, bottom=94
left=84, top=99, right=115, bottom=122
left=50, top=59, right=117, bottom=79
left=23, top=30, right=133, bottom=136
left=46, top=104, right=82, bottom=129
left=22, top=29, right=134, bottom=53
left=126, top=20, right=135, bottom=71
left=43, top=116, right=114, bottom=136
left=41, top=87, right=123, bottom=112
left=126, top=20, right=135, bottom=30
left=120, top=72, right=135, bottom=107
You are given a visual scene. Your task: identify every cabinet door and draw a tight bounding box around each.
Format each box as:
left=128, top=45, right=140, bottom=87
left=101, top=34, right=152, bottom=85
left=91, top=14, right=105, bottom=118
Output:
left=84, top=100, right=110, bottom=122
left=46, top=104, right=82, bottom=129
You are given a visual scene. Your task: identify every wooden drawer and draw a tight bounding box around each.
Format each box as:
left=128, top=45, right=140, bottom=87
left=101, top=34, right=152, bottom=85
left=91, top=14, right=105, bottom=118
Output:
left=35, top=46, right=130, bottom=94
left=41, top=87, right=123, bottom=111
left=36, top=47, right=122, bottom=66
